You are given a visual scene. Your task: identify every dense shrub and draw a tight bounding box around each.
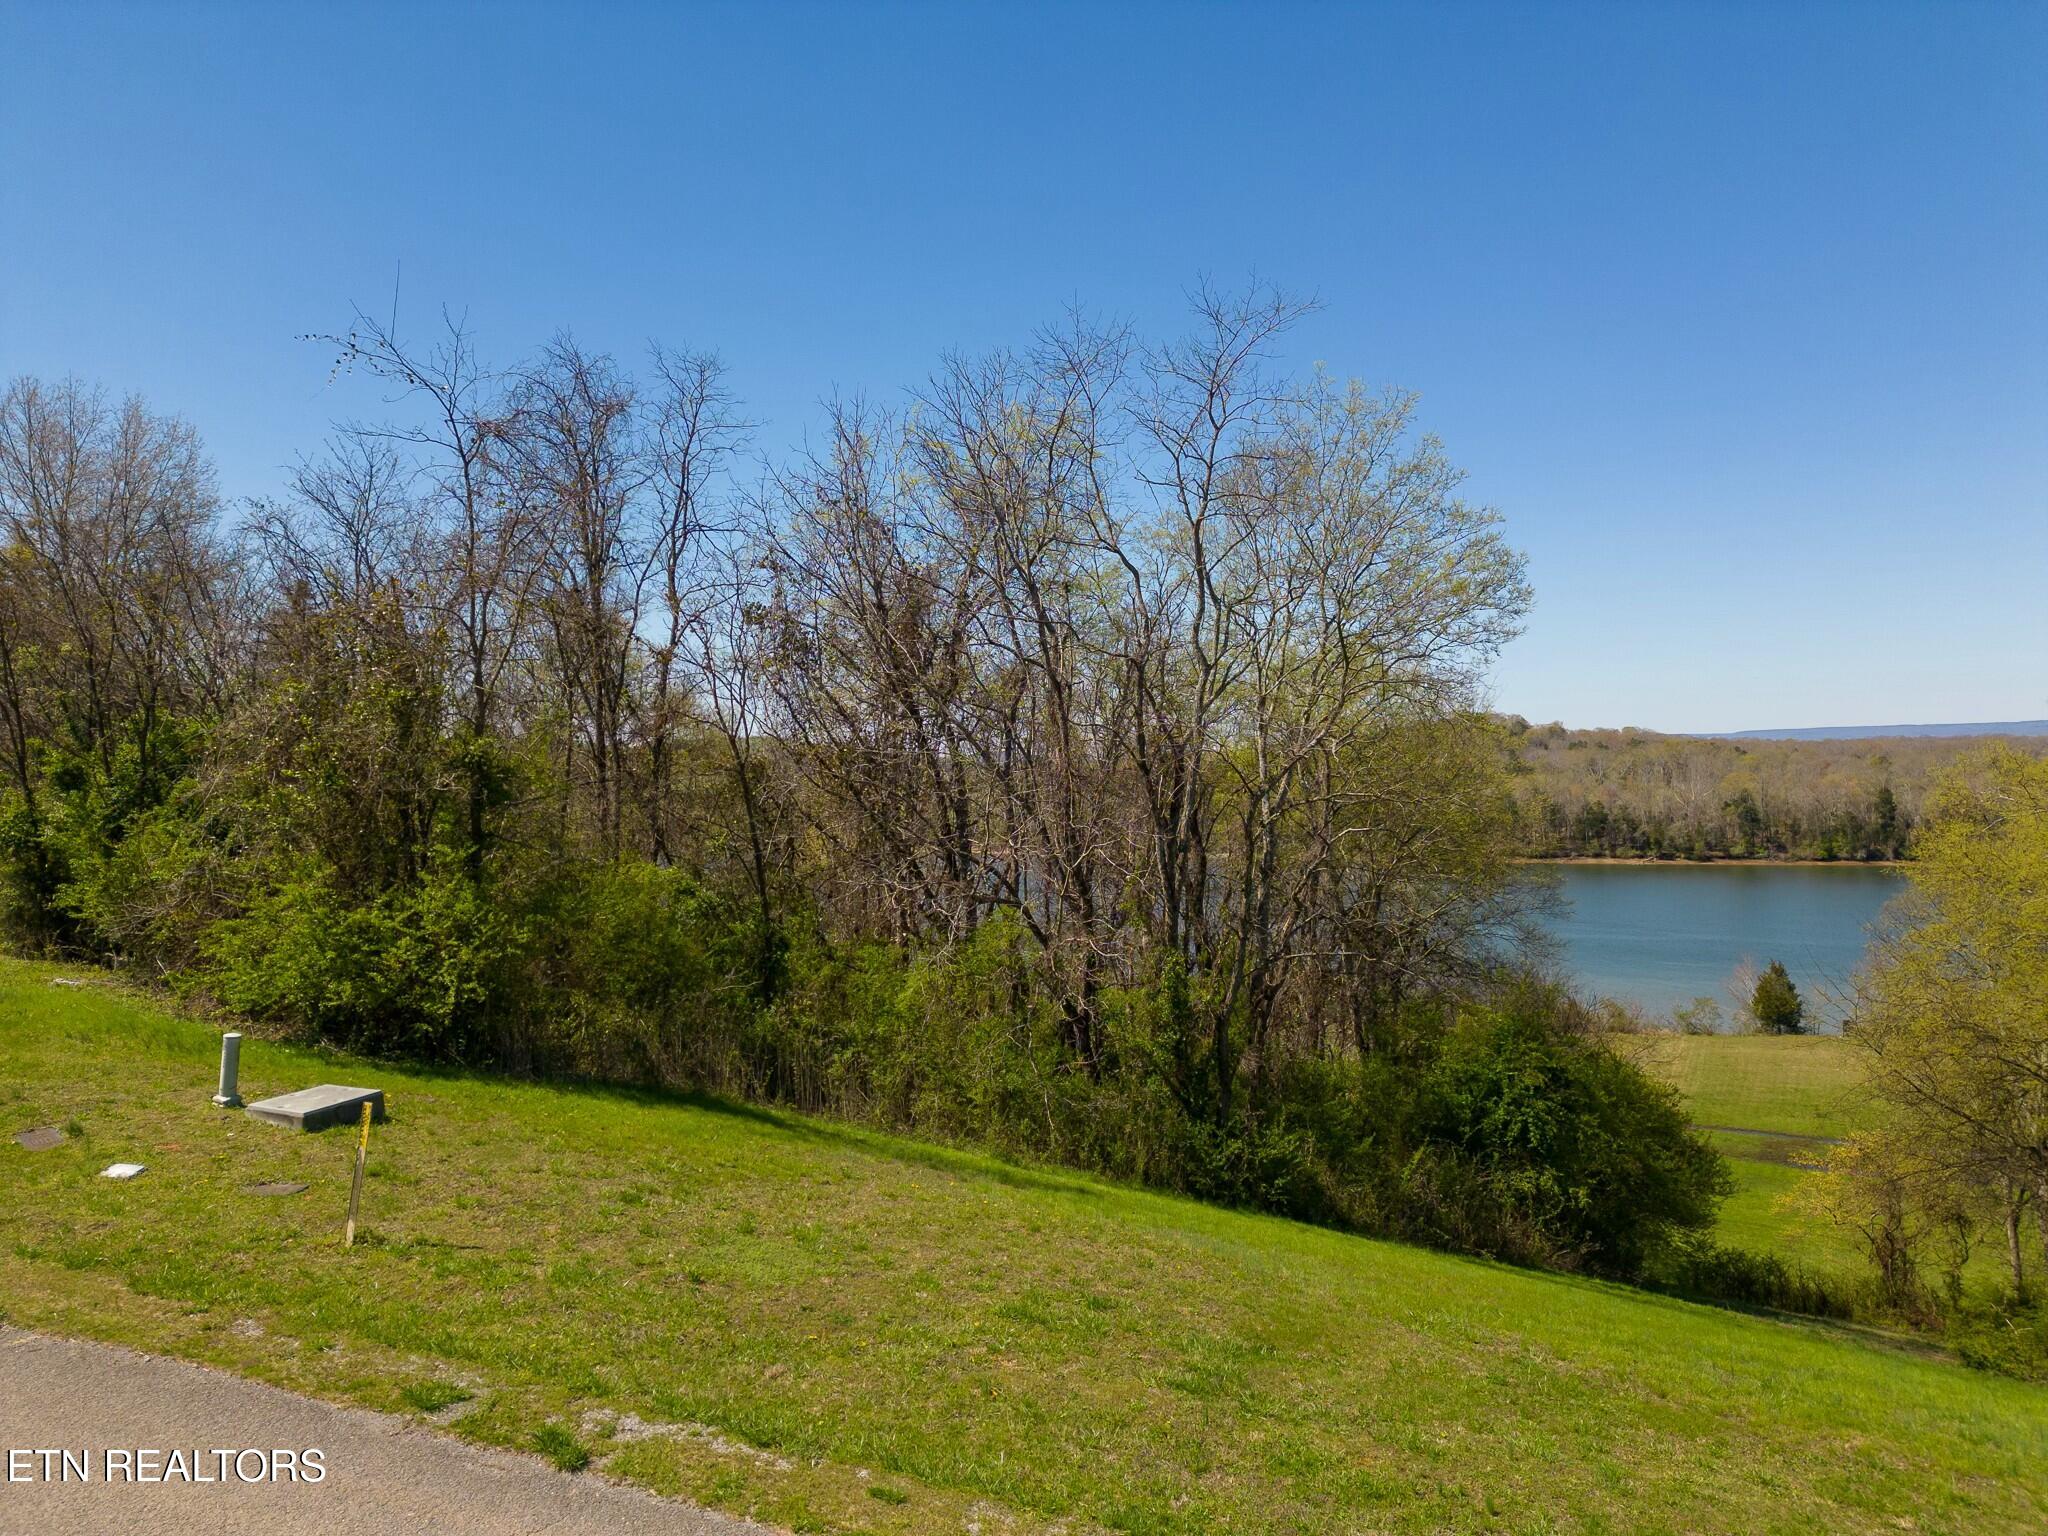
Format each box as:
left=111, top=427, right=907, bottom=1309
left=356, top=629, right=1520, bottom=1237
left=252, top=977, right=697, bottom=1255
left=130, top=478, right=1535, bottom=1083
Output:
left=205, top=857, right=529, bottom=1062
left=528, top=862, right=758, bottom=1082
left=1413, top=998, right=1731, bottom=1274
left=735, top=943, right=1729, bottom=1279
left=0, top=793, right=70, bottom=950
left=1950, top=1300, right=2048, bottom=1382
left=1647, top=1233, right=1853, bottom=1318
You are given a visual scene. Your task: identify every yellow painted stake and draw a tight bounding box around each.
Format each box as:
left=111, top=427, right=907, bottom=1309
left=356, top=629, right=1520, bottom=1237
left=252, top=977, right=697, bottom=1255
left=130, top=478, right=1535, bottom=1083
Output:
left=343, top=1100, right=372, bottom=1248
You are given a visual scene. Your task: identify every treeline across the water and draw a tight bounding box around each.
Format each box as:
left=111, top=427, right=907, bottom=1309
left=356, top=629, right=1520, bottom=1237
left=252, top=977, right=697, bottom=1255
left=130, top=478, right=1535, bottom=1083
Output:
left=1, top=293, right=1740, bottom=1286
left=1502, top=720, right=2048, bottom=861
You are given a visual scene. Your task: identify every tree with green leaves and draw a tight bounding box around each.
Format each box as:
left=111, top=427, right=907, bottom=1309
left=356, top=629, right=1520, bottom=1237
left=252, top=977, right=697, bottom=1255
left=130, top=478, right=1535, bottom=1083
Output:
left=1871, top=781, right=1903, bottom=859
left=1672, top=996, right=1724, bottom=1035
left=1750, top=960, right=1805, bottom=1034
left=1724, top=788, right=1766, bottom=854
left=1848, top=747, right=2048, bottom=1298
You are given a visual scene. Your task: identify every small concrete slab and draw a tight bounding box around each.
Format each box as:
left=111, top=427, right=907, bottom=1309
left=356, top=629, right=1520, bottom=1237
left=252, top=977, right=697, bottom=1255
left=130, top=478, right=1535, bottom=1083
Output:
left=13, top=1125, right=63, bottom=1151
left=247, top=1180, right=309, bottom=1197
left=245, top=1084, right=385, bottom=1133
left=100, top=1163, right=146, bottom=1180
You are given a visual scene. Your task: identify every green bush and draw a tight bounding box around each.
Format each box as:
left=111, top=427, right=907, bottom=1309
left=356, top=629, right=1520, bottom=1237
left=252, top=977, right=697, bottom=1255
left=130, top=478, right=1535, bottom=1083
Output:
left=1648, top=1232, right=1852, bottom=1318
left=204, top=856, right=528, bottom=1061
left=530, top=861, right=758, bottom=1082
left=1415, top=993, right=1731, bottom=1274
left=57, top=791, right=227, bottom=975
left=1950, top=1300, right=2048, bottom=1382
left=758, top=949, right=1725, bottom=1280
left=0, top=793, right=71, bottom=950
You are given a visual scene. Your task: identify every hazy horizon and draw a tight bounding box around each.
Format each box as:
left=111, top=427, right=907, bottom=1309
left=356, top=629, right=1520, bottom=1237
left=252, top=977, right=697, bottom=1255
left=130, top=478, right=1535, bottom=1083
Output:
left=1528, top=717, right=2048, bottom=740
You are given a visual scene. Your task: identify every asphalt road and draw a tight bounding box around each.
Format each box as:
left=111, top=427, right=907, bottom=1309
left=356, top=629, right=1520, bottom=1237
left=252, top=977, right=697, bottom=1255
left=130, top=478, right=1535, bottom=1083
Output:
left=0, top=1326, right=763, bottom=1534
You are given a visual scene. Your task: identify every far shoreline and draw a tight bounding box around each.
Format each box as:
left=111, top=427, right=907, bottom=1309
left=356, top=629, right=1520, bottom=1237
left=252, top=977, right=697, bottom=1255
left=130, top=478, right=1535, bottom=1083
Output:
left=1513, top=855, right=1905, bottom=868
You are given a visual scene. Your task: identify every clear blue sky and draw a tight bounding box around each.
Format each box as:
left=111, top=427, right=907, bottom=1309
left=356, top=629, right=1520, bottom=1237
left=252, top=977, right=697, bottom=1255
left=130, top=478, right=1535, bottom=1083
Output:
left=4, top=1, right=2043, bottom=733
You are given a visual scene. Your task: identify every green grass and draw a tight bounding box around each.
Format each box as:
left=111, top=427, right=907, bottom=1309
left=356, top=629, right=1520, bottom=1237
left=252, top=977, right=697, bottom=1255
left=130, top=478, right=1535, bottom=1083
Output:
left=1631, top=1033, right=1872, bottom=1138
left=1641, top=1036, right=2032, bottom=1294
left=534, top=1421, right=593, bottom=1472
left=399, top=1378, right=474, bottom=1414
left=3, top=956, right=2045, bottom=1534
left=1630, top=1030, right=1867, bottom=1285
left=1704, top=1144, right=1865, bottom=1282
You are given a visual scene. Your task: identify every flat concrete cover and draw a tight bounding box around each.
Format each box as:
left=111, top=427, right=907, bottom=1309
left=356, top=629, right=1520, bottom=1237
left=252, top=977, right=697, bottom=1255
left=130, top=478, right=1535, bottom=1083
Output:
left=247, top=1181, right=309, bottom=1196
left=101, top=1163, right=146, bottom=1179
left=245, top=1085, right=386, bottom=1133
left=14, top=1124, right=63, bottom=1150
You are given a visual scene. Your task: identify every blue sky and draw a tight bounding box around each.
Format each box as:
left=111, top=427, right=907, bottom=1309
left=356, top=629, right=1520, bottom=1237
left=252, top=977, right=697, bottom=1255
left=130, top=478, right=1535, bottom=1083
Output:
left=4, top=1, right=2043, bottom=733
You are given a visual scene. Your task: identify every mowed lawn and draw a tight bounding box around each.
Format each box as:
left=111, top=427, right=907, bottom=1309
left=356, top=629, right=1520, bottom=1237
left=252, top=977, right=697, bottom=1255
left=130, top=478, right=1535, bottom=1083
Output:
left=3, top=959, right=2044, bottom=1535
left=1703, top=1151, right=1864, bottom=1282
left=1636, top=1034, right=2032, bottom=1293
left=1630, top=1033, right=1872, bottom=1139
left=1632, top=1033, right=1870, bottom=1282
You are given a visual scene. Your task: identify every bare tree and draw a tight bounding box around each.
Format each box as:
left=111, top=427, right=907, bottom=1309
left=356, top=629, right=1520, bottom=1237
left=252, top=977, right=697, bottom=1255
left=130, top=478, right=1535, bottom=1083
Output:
left=315, top=312, right=538, bottom=878
left=682, top=540, right=782, bottom=994
left=761, top=290, right=1531, bottom=1108
left=0, top=377, right=235, bottom=787
left=240, top=435, right=449, bottom=892
left=503, top=337, right=650, bottom=861
left=644, top=345, right=746, bottom=865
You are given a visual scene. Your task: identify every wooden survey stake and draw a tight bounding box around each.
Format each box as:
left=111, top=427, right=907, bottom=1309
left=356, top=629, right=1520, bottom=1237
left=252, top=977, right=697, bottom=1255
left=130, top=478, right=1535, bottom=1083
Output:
left=343, top=1099, right=372, bottom=1248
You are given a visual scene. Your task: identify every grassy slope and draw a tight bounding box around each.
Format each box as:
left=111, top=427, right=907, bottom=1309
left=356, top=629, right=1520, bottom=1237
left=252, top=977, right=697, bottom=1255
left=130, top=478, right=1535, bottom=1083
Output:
left=2, top=958, right=2044, bottom=1536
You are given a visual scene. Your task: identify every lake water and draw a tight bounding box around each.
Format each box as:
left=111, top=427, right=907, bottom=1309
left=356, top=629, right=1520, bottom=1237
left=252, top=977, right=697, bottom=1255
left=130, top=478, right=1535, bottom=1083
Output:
left=1529, top=863, right=1901, bottom=1029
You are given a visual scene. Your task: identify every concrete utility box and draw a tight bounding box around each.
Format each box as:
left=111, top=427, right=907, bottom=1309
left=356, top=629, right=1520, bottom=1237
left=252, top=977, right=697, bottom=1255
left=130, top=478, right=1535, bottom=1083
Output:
left=245, top=1085, right=386, bottom=1133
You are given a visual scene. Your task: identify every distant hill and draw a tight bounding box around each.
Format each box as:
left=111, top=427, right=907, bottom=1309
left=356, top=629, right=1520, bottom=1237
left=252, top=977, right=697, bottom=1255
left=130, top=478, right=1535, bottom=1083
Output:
left=1712, top=721, right=2048, bottom=741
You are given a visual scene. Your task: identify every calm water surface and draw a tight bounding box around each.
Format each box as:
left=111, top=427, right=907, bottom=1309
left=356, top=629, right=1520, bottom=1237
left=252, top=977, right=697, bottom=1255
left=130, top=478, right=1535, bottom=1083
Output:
left=1530, top=863, right=1901, bottom=1028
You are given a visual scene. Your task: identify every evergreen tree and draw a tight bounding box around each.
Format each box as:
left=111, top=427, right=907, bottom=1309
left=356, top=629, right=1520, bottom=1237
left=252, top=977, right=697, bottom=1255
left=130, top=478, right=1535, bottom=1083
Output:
left=1725, top=788, right=1765, bottom=854
left=1872, top=782, right=1902, bottom=859
left=1751, top=960, right=1805, bottom=1034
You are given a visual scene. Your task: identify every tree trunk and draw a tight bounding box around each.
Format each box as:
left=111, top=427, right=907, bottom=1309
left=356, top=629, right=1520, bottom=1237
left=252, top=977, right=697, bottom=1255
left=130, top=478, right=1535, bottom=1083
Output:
left=2006, top=1191, right=2028, bottom=1300
left=723, top=729, right=778, bottom=1002
left=2037, top=1179, right=2048, bottom=1285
